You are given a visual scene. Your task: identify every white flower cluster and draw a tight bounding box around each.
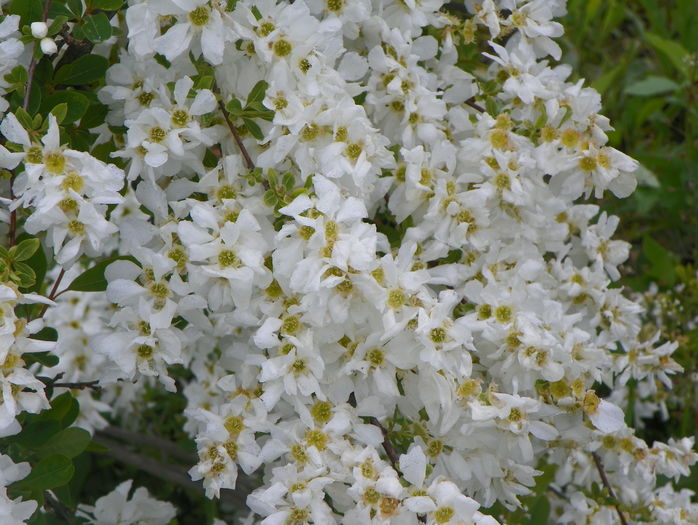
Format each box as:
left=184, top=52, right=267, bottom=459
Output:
left=0, top=0, right=696, bottom=523
left=0, top=454, right=37, bottom=524
left=77, top=479, right=176, bottom=525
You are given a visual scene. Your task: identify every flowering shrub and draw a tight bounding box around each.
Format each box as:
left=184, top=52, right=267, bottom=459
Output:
left=0, top=0, right=696, bottom=523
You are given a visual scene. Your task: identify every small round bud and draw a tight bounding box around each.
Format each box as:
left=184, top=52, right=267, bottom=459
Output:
left=31, top=22, right=48, bottom=39
left=40, top=37, right=57, bottom=55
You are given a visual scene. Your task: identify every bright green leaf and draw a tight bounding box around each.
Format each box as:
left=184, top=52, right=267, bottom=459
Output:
left=246, top=80, right=268, bottom=104
left=47, top=15, right=70, bottom=36
left=11, top=238, right=40, bottom=261
left=263, top=190, right=278, bottom=207
left=81, top=12, right=112, bottom=43
left=49, top=103, right=69, bottom=124
left=12, top=455, right=74, bottom=491
left=243, top=118, right=263, bottom=140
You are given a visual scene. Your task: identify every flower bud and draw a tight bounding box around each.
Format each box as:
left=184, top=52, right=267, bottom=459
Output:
left=40, top=37, right=57, bottom=55
left=30, top=22, right=48, bottom=39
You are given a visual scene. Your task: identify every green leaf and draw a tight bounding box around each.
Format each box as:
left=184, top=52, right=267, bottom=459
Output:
left=81, top=12, right=112, bottom=43
left=12, top=420, right=62, bottom=447
left=524, top=496, right=550, bottom=525
left=11, top=237, right=40, bottom=261
left=13, top=261, right=36, bottom=288
left=90, top=0, right=123, bottom=9
left=282, top=172, right=295, bottom=191
left=624, top=76, right=680, bottom=96
left=38, top=392, right=80, bottom=430
left=41, top=91, right=90, bottom=124
left=17, top=234, right=45, bottom=293
left=246, top=80, right=268, bottom=104
left=32, top=428, right=91, bottom=459
left=263, top=189, right=278, bottom=207
left=7, top=0, right=43, bottom=26
left=12, top=455, right=74, bottom=491
left=49, top=103, right=69, bottom=124
left=225, top=98, right=242, bottom=116
left=47, top=15, right=70, bottom=36
left=79, top=102, right=108, bottom=129
left=55, top=55, right=109, bottom=85
left=243, top=118, right=263, bottom=140
left=645, top=32, right=690, bottom=77
left=67, top=0, right=84, bottom=16
left=24, top=351, right=59, bottom=368
left=642, top=235, right=677, bottom=286
left=31, top=327, right=59, bottom=342
left=66, top=256, right=133, bottom=292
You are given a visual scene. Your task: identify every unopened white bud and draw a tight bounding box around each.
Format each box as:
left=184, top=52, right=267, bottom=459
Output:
left=31, top=22, right=48, bottom=39
left=40, top=37, right=57, bottom=55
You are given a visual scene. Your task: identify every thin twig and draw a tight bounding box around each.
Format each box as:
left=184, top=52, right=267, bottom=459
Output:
left=465, top=97, right=485, bottom=113
left=23, top=0, right=53, bottom=111
left=591, top=452, right=629, bottom=525
left=44, top=490, right=77, bottom=525
left=51, top=380, right=101, bottom=390
left=368, top=417, right=401, bottom=473
left=217, top=99, right=255, bottom=171
left=36, top=268, right=66, bottom=318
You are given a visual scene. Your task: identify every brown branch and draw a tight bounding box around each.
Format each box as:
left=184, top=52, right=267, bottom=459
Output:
left=591, top=452, right=629, bottom=525
left=51, top=380, right=101, bottom=391
left=465, top=97, right=485, bottom=113
left=44, top=490, right=77, bottom=525
left=368, top=417, right=401, bottom=473
left=217, top=98, right=255, bottom=171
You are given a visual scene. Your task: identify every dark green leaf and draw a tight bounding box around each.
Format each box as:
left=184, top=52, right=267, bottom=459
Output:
left=66, top=256, right=134, bottom=292
left=55, top=55, right=109, bottom=85
left=67, top=0, right=84, bottom=16
left=11, top=237, right=40, bottom=261
left=12, top=420, right=61, bottom=447
left=31, top=327, right=58, bottom=342
left=12, top=455, right=74, bottom=491
left=7, top=0, right=43, bottom=26
left=79, top=102, right=109, bottom=129
left=41, top=91, right=90, bottom=124
left=24, top=351, right=59, bottom=368
left=90, top=0, right=123, bottom=9
left=47, top=15, right=70, bottom=36
left=36, top=392, right=80, bottom=430
left=81, top=12, right=112, bottom=43
left=32, top=428, right=91, bottom=459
